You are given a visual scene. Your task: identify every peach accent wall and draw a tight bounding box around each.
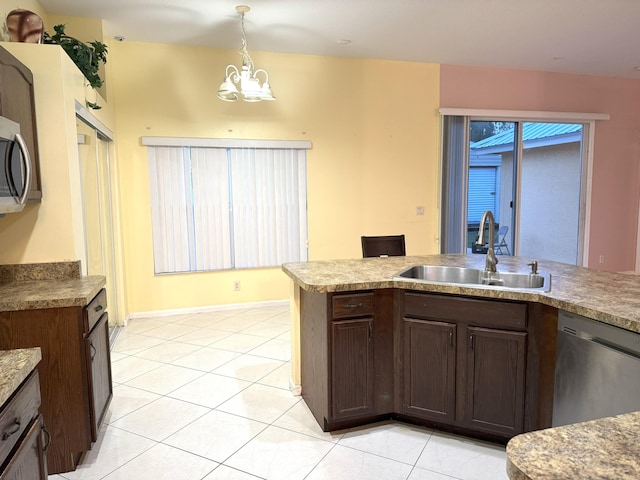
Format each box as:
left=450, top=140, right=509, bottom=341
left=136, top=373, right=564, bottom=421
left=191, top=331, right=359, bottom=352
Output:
left=440, top=65, right=640, bottom=272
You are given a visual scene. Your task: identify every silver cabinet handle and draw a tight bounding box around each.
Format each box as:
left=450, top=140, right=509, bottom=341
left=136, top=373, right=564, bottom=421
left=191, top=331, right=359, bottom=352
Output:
left=344, top=303, right=363, bottom=309
left=14, top=133, right=32, bottom=205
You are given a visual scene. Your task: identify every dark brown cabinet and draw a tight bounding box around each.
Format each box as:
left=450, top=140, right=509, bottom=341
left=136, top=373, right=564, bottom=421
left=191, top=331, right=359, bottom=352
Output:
left=401, top=318, right=456, bottom=423
left=0, top=415, right=47, bottom=480
left=300, top=289, right=394, bottom=431
left=399, top=291, right=528, bottom=438
left=0, top=371, right=47, bottom=480
left=299, top=286, right=554, bottom=441
left=461, top=326, right=526, bottom=437
left=0, top=289, right=112, bottom=474
left=0, top=46, right=41, bottom=200
left=86, top=312, right=112, bottom=442
left=331, top=317, right=374, bottom=419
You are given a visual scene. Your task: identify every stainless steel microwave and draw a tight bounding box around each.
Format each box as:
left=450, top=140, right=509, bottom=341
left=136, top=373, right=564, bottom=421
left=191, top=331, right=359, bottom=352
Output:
left=0, top=116, right=31, bottom=214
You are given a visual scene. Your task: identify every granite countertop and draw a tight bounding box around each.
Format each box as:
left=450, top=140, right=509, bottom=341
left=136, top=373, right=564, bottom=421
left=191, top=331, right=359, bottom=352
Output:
left=0, top=348, right=41, bottom=406
left=506, top=411, right=640, bottom=479
left=0, top=261, right=106, bottom=312
left=282, top=254, right=640, bottom=333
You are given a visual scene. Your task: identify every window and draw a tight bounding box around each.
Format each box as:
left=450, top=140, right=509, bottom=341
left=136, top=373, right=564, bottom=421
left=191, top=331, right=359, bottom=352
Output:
left=146, top=141, right=308, bottom=274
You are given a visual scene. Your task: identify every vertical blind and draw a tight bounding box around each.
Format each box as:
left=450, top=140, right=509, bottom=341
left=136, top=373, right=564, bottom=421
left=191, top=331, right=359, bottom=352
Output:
left=440, top=115, right=468, bottom=254
left=147, top=145, right=308, bottom=274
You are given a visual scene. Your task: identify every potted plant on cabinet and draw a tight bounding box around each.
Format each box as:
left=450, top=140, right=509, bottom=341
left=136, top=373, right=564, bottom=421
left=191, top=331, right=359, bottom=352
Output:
left=43, top=24, right=108, bottom=109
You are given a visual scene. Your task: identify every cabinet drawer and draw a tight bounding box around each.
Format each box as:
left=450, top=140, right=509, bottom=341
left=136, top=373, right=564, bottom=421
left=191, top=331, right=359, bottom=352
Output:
left=85, top=289, right=107, bottom=332
left=403, top=292, right=527, bottom=330
left=0, top=414, right=46, bottom=480
left=332, top=292, right=375, bottom=319
left=0, top=371, right=40, bottom=466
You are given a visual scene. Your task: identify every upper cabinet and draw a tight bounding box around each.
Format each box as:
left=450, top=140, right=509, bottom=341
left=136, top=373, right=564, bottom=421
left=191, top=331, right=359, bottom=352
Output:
left=0, top=46, right=41, bottom=200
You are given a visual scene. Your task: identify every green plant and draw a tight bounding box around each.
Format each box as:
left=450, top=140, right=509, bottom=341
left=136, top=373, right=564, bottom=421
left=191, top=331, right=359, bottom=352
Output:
left=43, top=24, right=108, bottom=109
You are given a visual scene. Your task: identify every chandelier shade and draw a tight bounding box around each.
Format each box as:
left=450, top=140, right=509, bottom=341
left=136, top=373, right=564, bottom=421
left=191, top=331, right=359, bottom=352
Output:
left=217, top=5, right=275, bottom=102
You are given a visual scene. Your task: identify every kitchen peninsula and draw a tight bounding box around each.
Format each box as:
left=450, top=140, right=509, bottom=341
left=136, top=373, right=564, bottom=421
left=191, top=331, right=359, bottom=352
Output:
left=283, top=254, right=640, bottom=476
left=283, top=254, right=640, bottom=334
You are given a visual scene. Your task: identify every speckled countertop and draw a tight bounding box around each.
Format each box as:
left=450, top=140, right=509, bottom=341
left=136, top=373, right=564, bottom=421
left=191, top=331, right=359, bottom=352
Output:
left=0, top=261, right=105, bottom=312
left=0, top=348, right=41, bottom=406
left=506, top=411, right=640, bottom=479
left=282, top=254, right=640, bottom=333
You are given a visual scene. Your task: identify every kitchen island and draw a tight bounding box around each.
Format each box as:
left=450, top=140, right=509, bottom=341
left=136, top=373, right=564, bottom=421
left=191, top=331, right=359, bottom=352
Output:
left=283, top=254, right=640, bottom=477
left=282, top=254, right=640, bottom=333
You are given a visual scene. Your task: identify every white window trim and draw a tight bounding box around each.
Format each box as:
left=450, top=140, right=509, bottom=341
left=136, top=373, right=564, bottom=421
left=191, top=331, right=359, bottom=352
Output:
left=439, top=108, right=609, bottom=122
left=142, top=136, right=312, bottom=150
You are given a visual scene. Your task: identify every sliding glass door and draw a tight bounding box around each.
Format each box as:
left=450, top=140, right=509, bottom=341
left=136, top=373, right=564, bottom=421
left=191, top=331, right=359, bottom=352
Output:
left=443, top=116, right=587, bottom=265
left=77, top=116, right=119, bottom=326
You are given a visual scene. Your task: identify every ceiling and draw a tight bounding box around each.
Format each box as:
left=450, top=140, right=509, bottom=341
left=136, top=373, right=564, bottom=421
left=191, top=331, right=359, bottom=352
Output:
left=38, top=0, right=640, bottom=79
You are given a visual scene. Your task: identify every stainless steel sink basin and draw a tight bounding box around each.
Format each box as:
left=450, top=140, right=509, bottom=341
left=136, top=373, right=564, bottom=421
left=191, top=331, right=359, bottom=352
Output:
left=393, top=265, right=551, bottom=292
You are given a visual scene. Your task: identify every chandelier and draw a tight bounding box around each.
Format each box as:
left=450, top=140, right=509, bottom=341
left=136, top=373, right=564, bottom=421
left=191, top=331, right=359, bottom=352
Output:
left=217, top=5, right=275, bottom=102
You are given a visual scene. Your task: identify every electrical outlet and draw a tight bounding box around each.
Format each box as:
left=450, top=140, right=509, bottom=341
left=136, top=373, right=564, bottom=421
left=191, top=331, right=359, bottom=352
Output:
left=234, top=280, right=241, bottom=291
left=416, top=206, right=425, bottom=216
left=599, top=255, right=605, bottom=264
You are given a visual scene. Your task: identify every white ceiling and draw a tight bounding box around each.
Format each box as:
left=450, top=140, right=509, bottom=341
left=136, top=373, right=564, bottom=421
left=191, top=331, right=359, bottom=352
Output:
left=38, top=0, right=640, bottom=79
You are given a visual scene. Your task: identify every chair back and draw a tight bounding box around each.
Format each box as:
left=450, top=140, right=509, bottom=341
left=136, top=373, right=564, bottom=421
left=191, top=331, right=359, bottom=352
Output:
left=361, top=235, right=406, bottom=257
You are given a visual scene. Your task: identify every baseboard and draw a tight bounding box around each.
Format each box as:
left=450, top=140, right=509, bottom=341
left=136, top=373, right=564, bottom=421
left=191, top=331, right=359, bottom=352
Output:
left=290, top=379, right=302, bottom=397
left=125, top=299, right=289, bottom=324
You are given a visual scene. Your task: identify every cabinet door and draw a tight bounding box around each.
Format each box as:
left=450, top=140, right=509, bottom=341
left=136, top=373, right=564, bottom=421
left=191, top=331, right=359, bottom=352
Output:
left=463, top=326, right=527, bottom=436
left=331, top=318, right=374, bottom=419
left=0, top=415, right=47, bottom=480
left=0, top=47, right=41, bottom=199
left=402, top=318, right=456, bottom=423
left=85, top=313, right=113, bottom=442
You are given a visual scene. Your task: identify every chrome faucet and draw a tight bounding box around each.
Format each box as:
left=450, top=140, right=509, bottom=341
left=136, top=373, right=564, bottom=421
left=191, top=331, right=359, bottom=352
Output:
left=476, top=210, right=498, bottom=273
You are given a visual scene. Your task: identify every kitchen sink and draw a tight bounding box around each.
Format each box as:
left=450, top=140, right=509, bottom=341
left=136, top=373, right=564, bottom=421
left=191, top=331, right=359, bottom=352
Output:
left=393, top=265, right=551, bottom=292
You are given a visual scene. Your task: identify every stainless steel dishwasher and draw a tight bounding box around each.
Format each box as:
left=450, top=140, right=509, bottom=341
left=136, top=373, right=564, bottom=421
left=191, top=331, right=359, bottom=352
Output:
left=552, top=310, right=640, bottom=427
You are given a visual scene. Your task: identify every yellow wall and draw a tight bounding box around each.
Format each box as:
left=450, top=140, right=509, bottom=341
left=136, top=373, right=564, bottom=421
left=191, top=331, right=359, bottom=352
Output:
left=0, top=38, right=117, bottom=261
left=0, top=43, right=85, bottom=263
left=0, top=5, right=440, bottom=317
left=109, top=41, right=441, bottom=314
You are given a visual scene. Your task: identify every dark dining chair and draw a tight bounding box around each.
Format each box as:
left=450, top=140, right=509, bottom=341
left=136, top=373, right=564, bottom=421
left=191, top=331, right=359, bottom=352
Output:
left=361, top=235, right=406, bottom=257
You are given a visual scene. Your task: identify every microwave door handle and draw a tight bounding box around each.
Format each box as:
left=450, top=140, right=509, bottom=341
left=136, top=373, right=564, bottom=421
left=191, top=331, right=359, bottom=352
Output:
left=3, top=139, right=15, bottom=196
left=14, top=133, right=32, bottom=205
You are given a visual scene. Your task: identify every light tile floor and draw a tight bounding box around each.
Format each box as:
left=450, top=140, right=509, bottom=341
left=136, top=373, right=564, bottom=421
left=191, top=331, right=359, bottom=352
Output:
left=49, top=304, right=509, bottom=480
